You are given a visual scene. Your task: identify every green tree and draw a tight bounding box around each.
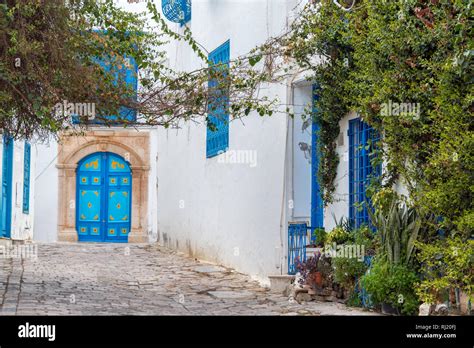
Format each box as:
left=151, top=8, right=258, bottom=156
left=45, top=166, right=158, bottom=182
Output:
left=0, top=0, right=276, bottom=139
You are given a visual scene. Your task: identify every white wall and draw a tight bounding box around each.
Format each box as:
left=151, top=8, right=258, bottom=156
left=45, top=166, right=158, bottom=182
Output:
left=323, top=112, right=358, bottom=232
left=153, top=0, right=301, bottom=283
left=33, top=141, right=59, bottom=242
left=148, top=128, right=159, bottom=242
left=288, top=83, right=313, bottom=223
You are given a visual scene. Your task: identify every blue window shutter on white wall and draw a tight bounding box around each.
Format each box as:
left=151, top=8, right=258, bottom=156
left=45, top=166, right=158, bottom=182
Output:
left=206, top=40, right=230, bottom=158
left=72, top=30, right=138, bottom=124
left=348, top=118, right=381, bottom=228
left=92, top=55, right=138, bottom=123
left=22, top=142, right=31, bottom=214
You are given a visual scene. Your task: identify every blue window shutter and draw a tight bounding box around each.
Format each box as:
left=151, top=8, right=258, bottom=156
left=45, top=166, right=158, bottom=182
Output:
left=206, top=40, right=230, bottom=158
left=22, top=142, right=31, bottom=214
left=311, top=84, right=324, bottom=234
left=348, top=118, right=381, bottom=228
left=73, top=30, right=138, bottom=125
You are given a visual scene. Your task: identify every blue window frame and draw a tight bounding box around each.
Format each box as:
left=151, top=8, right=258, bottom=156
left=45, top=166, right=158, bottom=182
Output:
left=311, top=84, right=324, bottom=237
left=22, top=142, right=31, bottom=214
left=1, top=135, right=13, bottom=238
left=206, top=40, right=230, bottom=158
left=348, top=118, right=381, bottom=228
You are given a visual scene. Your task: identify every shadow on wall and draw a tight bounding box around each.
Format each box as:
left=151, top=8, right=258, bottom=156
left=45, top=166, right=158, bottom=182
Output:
left=160, top=232, right=192, bottom=256
left=159, top=231, right=202, bottom=260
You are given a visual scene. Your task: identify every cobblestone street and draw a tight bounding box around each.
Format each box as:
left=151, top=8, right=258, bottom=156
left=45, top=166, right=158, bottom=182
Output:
left=0, top=243, right=377, bottom=316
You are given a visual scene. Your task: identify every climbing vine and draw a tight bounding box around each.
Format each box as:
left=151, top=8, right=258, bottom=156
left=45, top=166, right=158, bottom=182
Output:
left=266, top=0, right=473, bottom=237
left=284, top=1, right=353, bottom=204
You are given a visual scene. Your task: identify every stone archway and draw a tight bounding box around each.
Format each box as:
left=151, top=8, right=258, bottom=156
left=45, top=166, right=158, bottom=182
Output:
left=56, top=130, right=150, bottom=243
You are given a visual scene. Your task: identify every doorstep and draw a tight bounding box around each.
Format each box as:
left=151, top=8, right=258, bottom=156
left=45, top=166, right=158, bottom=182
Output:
left=268, top=274, right=295, bottom=293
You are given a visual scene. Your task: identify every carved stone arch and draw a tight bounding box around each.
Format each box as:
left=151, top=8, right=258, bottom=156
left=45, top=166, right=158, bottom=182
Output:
left=63, top=139, right=146, bottom=170
left=56, top=131, right=150, bottom=243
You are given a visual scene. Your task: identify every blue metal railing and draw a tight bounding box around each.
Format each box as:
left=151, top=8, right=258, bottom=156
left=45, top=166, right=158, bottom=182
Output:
left=288, top=222, right=309, bottom=275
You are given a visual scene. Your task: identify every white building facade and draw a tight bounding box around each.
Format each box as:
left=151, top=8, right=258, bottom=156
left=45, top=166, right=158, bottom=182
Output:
left=32, top=0, right=390, bottom=285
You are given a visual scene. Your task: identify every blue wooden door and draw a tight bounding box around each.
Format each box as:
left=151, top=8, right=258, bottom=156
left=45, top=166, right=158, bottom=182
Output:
left=311, top=85, right=324, bottom=232
left=76, top=152, right=131, bottom=243
left=0, top=135, right=13, bottom=238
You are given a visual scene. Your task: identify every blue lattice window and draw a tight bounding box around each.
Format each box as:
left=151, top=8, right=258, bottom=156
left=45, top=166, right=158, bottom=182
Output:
left=348, top=118, right=381, bottom=228
left=206, top=40, right=230, bottom=158
left=22, top=142, right=31, bottom=214
left=162, top=0, right=191, bottom=25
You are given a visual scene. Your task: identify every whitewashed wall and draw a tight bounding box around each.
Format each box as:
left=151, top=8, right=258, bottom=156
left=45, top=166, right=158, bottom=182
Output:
left=323, top=112, right=358, bottom=232
left=33, top=142, right=59, bottom=242
left=149, top=0, right=302, bottom=283
left=289, top=83, right=313, bottom=223
left=148, top=128, right=160, bottom=242
left=0, top=139, right=36, bottom=241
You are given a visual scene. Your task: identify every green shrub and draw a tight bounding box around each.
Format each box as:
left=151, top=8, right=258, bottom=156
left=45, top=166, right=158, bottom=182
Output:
left=327, top=226, right=351, bottom=245
left=331, top=226, right=375, bottom=294
left=362, top=258, right=419, bottom=315
left=333, top=255, right=368, bottom=291
left=415, top=236, right=474, bottom=304
left=312, top=227, right=327, bottom=246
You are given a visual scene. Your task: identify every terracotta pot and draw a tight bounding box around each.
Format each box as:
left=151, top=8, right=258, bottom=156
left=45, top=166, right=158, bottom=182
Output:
left=313, top=271, right=323, bottom=287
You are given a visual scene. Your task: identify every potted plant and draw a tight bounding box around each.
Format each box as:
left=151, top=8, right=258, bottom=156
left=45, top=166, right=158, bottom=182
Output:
left=361, top=200, right=423, bottom=315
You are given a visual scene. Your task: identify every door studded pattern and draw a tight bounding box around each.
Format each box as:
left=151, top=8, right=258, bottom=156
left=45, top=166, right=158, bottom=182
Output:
left=76, top=152, right=132, bottom=242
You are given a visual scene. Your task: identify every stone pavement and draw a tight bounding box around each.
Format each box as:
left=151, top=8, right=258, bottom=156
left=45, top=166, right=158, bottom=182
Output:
left=0, top=243, right=378, bottom=316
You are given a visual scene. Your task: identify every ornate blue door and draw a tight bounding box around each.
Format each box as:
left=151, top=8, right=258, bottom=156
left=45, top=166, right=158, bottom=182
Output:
left=76, top=152, right=131, bottom=243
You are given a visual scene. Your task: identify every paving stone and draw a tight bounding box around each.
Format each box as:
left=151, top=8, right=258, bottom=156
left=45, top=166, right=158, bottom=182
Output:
left=0, top=243, right=379, bottom=316
left=207, top=290, right=256, bottom=300
left=191, top=265, right=227, bottom=273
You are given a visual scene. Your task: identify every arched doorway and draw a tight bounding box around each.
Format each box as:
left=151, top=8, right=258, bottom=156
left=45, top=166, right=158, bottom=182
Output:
left=76, top=152, right=132, bottom=242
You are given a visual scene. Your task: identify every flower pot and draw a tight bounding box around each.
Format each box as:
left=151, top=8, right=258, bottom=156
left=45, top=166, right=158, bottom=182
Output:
left=381, top=302, right=399, bottom=315
left=313, top=271, right=323, bottom=287
left=268, top=275, right=295, bottom=294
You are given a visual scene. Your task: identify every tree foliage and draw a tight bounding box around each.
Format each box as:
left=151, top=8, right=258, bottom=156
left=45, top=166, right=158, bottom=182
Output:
left=274, top=0, right=473, bottom=237
left=0, top=0, right=277, bottom=139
